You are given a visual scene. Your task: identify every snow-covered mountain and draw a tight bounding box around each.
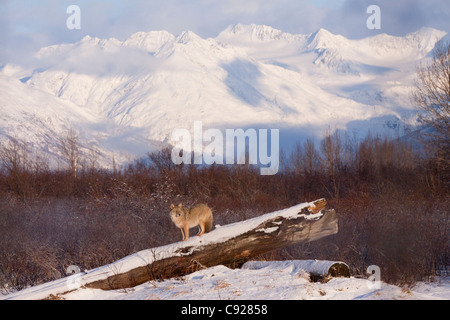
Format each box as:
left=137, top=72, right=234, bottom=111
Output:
left=0, top=24, right=447, bottom=168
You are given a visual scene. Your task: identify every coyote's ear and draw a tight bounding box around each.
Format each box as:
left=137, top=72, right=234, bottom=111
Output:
left=170, top=204, right=175, bottom=209
left=178, top=203, right=183, bottom=208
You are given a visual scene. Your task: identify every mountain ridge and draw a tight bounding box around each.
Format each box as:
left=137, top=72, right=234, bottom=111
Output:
left=0, top=24, right=447, bottom=168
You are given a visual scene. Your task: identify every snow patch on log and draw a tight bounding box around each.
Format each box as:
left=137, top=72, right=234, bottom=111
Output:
left=256, top=226, right=279, bottom=233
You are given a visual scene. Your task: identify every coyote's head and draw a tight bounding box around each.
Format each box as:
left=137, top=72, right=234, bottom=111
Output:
left=169, top=203, right=186, bottom=224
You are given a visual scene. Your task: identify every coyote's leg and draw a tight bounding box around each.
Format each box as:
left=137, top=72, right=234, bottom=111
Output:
left=183, top=225, right=190, bottom=241
left=197, top=223, right=205, bottom=237
left=180, top=228, right=186, bottom=241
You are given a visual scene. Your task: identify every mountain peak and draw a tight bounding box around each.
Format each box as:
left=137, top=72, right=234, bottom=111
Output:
left=312, top=28, right=333, bottom=38
left=405, top=27, right=447, bottom=48
left=81, top=35, right=92, bottom=42
left=218, top=24, right=293, bottom=41
left=124, top=30, right=175, bottom=52
left=307, top=28, right=347, bottom=50
left=175, top=30, right=203, bottom=44
left=409, top=27, right=446, bottom=38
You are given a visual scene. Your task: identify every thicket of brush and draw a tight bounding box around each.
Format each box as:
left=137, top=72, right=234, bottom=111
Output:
left=0, top=132, right=448, bottom=294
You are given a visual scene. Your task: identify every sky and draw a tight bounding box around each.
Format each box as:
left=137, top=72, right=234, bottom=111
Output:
left=1, top=0, right=450, bottom=64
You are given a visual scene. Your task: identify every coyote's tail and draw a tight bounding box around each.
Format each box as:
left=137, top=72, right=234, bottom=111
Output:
left=205, top=216, right=213, bottom=233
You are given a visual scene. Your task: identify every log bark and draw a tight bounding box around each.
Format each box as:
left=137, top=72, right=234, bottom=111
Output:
left=82, top=198, right=338, bottom=291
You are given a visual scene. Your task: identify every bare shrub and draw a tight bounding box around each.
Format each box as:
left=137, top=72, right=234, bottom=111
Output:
left=0, top=130, right=448, bottom=293
left=412, top=40, right=450, bottom=188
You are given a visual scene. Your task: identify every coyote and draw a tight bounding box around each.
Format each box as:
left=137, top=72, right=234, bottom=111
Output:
left=169, top=203, right=213, bottom=241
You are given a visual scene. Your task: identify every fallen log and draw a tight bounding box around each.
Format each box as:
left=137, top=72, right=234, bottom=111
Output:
left=242, top=260, right=350, bottom=281
left=82, top=198, right=338, bottom=290
left=8, top=199, right=338, bottom=299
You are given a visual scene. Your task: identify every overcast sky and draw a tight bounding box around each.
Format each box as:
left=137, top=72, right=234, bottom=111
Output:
left=1, top=0, right=449, bottom=64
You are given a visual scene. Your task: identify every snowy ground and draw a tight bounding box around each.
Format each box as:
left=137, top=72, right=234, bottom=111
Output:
left=3, top=261, right=449, bottom=300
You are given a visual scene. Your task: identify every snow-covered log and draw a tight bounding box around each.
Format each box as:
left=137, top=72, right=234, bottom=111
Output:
left=242, top=260, right=350, bottom=281
left=79, top=198, right=338, bottom=291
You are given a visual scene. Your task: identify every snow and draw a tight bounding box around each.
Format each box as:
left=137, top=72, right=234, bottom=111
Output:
left=1, top=24, right=447, bottom=167
left=124, top=30, right=175, bottom=52
left=242, top=260, right=348, bottom=277
left=0, top=74, right=164, bottom=168
left=3, top=262, right=448, bottom=300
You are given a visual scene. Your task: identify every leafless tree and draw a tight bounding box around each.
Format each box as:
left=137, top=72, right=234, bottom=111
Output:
left=0, top=137, right=28, bottom=174
left=412, top=40, right=450, bottom=184
left=321, top=131, right=342, bottom=198
left=58, top=128, right=80, bottom=178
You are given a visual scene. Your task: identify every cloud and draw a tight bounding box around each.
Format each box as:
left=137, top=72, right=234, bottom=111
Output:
left=33, top=38, right=160, bottom=77
left=328, top=0, right=450, bottom=38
